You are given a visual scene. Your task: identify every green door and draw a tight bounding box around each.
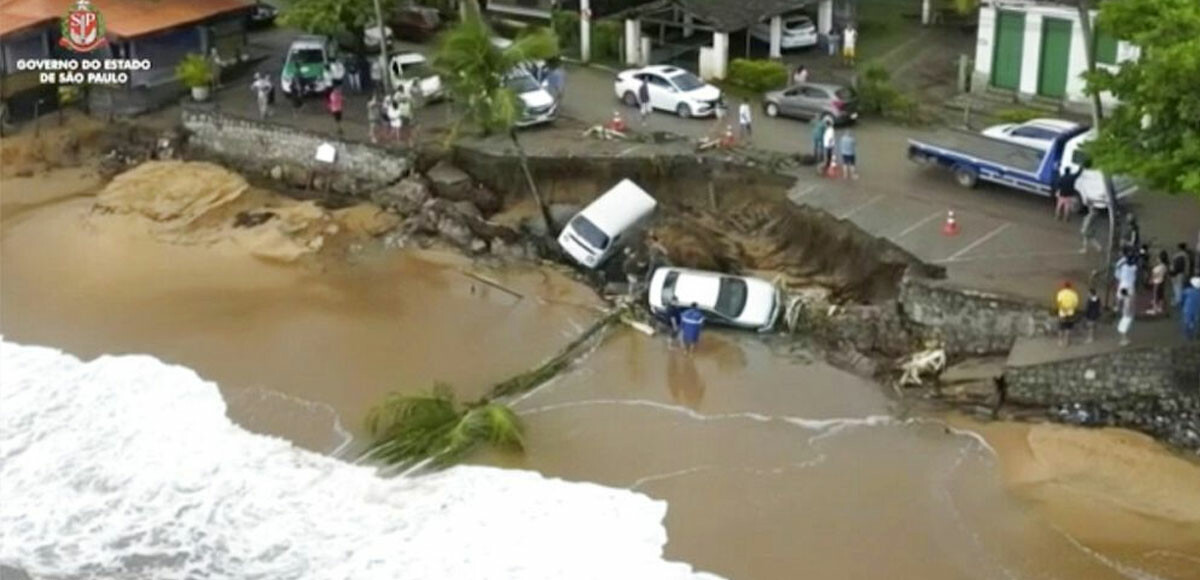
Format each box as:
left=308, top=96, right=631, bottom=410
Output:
left=1038, top=18, right=1072, bottom=98
left=991, top=11, right=1025, bottom=91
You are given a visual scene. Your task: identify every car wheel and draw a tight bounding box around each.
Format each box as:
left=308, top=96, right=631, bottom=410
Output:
left=622, top=91, right=638, bottom=107
left=765, top=102, right=779, bottom=117
left=954, top=165, right=979, bottom=188
left=676, top=103, right=692, bottom=118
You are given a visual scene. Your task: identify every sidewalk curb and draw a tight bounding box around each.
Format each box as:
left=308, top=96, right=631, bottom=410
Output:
left=563, top=57, right=620, bottom=75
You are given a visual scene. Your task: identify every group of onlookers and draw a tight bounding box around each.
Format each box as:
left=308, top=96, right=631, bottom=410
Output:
left=1055, top=222, right=1200, bottom=347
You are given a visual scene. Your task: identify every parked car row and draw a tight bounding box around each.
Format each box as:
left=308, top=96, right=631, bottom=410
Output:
left=556, top=180, right=782, bottom=332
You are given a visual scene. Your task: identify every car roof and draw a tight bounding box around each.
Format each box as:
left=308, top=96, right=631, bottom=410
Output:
left=394, top=52, right=426, bottom=64
left=790, top=82, right=848, bottom=92
left=664, top=269, right=722, bottom=309
left=290, top=37, right=328, bottom=49
left=1021, top=118, right=1082, bottom=132
left=641, top=65, right=689, bottom=76
left=579, top=179, right=657, bottom=235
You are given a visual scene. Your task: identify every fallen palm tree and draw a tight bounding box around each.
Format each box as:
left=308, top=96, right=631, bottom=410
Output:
left=362, top=308, right=626, bottom=470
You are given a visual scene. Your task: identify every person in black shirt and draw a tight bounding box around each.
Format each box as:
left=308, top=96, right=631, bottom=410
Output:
left=1084, top=287, right=1102, bottom=343
left=1054, top=165, right=1083, bottom=221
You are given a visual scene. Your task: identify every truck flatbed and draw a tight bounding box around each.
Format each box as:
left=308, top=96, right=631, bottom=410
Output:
left=908, top=130, right=1046, bottom=175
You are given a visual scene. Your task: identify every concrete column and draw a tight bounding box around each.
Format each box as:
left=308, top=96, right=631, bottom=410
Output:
left=769, top=16, right=783, bottom=59
left=580, top=0, right=591, bottom=62
left=818, top=0, right=833, bottom=35
left=712, top=31, right=729, bottom=79
left=640, top=37, right=652, bottom=66
left=683, top=14, right=694, bottom=38
left=972, top=6, right=995, bottom=93
left=1019, top=13, right=1042, bottom=97
left=922, top=0, right=932, bottom=25
left=624, top=19, right=641, bottom=66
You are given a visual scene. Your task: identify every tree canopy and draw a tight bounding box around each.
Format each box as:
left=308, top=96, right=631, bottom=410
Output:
left=1086, top=0, right=1200, bottom=195
left=279, top=0, right=376, bottom=41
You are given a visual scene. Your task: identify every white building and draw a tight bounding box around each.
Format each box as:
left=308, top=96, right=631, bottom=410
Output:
left=972, top=0, right=1138, bottom=111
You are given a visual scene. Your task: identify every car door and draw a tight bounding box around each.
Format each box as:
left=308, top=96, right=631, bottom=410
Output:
left=647, top=74, right=674, bottom=110
left=800, top=86, right=829, bottom=118
left=777, top=87, right=803, bottom=117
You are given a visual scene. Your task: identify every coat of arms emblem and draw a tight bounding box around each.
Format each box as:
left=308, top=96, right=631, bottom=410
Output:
left=59, top=0, right=107, bottom=53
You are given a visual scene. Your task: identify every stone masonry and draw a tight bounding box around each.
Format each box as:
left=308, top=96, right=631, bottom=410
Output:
left=1006, top=342, right=1200, bottom=405
left=181, top=108, right=411, bottom=197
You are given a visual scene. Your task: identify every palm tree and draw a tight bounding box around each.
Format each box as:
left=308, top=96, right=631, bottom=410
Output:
left=363, top=384, right=524, bottom=469
left=433, top=0, right=559, bottom=234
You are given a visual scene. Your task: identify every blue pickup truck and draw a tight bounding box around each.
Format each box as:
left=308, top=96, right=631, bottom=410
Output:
left=907, top=125, right=1137, bottom=207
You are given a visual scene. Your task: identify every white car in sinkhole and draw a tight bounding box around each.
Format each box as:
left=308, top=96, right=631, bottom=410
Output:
left=647, top=267, right=781, bottom=332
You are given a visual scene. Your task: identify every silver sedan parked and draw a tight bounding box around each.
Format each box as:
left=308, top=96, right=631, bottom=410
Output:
left=762, top=82, right=859, bottom=125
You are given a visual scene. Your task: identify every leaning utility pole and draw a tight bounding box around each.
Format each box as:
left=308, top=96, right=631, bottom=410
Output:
left=1075, top=0, right=1119, bottom=287
left=580, top=0, right=592, bottom=62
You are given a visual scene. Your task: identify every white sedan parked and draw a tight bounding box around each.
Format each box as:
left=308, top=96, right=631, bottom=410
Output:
left=648, top=267, right=780, bottom=331
left=981, top=118, right=1083, bottom=150
left=750, top=15, right=819, bottom=49
left=614, top=65, right=723, bottom=118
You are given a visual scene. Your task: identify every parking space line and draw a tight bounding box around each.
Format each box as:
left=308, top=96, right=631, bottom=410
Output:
left=616, top=145, right=643, bottom=157
left=940, top=223, right=1013, bottom=263
left=939, top=249, right=1085, bottom=264
left=893, top=211, right=943, bottom=239
left=838, top=195, right=886, bottom=219
left=788, top=183, right=820, bottom=202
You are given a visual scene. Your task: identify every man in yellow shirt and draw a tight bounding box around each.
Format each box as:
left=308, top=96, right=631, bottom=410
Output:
left=1055, top=281, right=1080, bottom=346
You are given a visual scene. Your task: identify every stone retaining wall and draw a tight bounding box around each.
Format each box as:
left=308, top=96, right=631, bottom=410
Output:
left=899, top=277, right=1055, bottom=355
left=1006, top=343, right=1200, bottom=405
left=181, top=108, right=411, bottom=196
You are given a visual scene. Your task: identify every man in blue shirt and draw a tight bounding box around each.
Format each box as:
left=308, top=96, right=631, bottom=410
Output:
left=679, top=303, right=706, bottom=355
left=1182, top=277, right=1200, bottom=340
left=838, top=130, right=857, bottom=179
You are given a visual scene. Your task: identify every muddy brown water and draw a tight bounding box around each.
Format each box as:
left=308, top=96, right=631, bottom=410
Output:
left=3, top=191, right=1199, bottom=579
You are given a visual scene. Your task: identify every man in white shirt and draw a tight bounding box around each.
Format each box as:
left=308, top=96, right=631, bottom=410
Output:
left=842, top=24, right=857, bottom=66
left=822, top=121, right=836, bottom=175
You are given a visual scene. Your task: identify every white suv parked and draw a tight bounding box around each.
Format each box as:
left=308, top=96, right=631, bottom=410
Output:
left=614, top=65, right=723, bottom=118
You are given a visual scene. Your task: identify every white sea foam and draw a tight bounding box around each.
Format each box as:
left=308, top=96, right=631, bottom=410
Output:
left=0, top=340, right=723, bottom=580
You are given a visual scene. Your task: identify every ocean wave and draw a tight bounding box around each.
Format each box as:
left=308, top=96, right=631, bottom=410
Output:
left=0, top=340, right=722, bottom=580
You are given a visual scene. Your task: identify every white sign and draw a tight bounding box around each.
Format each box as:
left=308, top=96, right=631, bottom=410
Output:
left=315, top=143, right=337, bottom=164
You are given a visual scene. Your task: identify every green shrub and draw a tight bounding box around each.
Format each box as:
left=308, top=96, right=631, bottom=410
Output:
left=994, top=107, right=1044, bottom=124
left=856, top=62, right=923, bottom=124
left=727, top=59, right=788, bottom=93
left=592, top=20, right=622, bottom=62
left=175, top=53, right=212, bottom=88
left=551, top=10, right=580, bottom=53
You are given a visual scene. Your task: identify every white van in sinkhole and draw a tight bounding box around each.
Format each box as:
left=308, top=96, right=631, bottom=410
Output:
left=557, top=179, right=658, bottom=268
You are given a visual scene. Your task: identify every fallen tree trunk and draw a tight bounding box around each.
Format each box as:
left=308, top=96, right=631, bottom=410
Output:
left=487, top=308, right=625, bottom=400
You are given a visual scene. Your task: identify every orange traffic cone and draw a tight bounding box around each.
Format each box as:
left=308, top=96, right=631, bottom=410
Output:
left=825, top=158, right=839, bottom=178
left=942, top=210, right=960, bottom=236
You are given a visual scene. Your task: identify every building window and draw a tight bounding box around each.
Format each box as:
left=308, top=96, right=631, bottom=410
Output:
left=1094, top=30, right=1118, bottom=65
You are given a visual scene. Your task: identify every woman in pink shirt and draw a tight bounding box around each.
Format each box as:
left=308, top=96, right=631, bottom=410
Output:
left=327, top=85, right=344, bottom=135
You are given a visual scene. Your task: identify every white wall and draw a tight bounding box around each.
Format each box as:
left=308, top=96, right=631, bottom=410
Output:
left=973, top=2, right=1136, bottom=107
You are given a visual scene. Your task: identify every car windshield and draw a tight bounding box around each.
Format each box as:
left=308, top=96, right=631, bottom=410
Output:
left=404, top=61, right=433, bottom=78
left=785, top=18, right=813, bottom=30
left=293, top=49, right=324, bottom=65
left=835, top=87, right=856, bottom=100
left=669, top=72, right=705, bottom=92
left=714, top=277, right=748, bottom=318
left=568, top=215, right=609, bottom=250
left=506, top=74, right=540, bottom=93
left=662, top=271, right=680, bottom=304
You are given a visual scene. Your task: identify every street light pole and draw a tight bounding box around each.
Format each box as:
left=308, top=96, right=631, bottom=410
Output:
left=580, top=0, right=592, bottom=62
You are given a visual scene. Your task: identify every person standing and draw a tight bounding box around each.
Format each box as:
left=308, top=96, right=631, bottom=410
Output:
left=1079, top=204, right=1101, bottom=253
left=1115, top=251, right=1138, bottom=309
left=327, top=85, right=344, bottom=136
left=1116, top=287, right=1135, bottom=346
left=367, top=93, right=381, bottom=144
left=839, top=129, right=857, bottom=179
left=821, top=120, right=836, bottom=176
left=637, top=78, right=651, bottom=125
left=1053, top=165, right=1082, bottom=221
left=810, top=116, right=825, bottom=166
left=1055, top=281, right=1080, bottom=346
left=1083, top=287, right=1101, bottom=343
left=251, top=73, right=272, bottom=119
left=1182, top=277, right=1200, bottom=340
left=288, top=76, right=304, bottom=117
left=738, top=101, right=752, bottom=141
left=384, top=94, right=402, bottom=142
left=792, top=65, right=808, bottom=85
left=1121, top=213, right=1140, bottom=257
left=842, top=24, right=857, bottom=66
left=679, top=304, right=706, bottom=355
left=1149, top=250, right=1169, bottom=315
left=545, top=57, right=566, bottom=102
left=1172, top=242, right=1192, bottom=309
left=208, top=47, right=224, bottom=90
